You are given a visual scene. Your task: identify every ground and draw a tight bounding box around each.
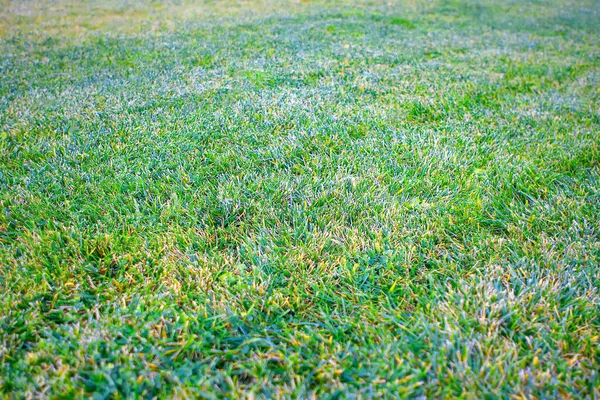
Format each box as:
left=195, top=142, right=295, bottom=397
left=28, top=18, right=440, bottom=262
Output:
left=0, top=0, right=599, bottom=397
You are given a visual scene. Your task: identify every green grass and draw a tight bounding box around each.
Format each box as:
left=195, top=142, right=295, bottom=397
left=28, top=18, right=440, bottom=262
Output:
left=1, top=0, right=599, bottom=397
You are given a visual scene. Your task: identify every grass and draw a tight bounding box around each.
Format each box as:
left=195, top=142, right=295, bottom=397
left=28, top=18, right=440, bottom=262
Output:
left=0, top=0, right=599, bottom=397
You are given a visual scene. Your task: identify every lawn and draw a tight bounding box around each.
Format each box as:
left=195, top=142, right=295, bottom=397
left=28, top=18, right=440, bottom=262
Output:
left=0, top=0, right=599, bottom=397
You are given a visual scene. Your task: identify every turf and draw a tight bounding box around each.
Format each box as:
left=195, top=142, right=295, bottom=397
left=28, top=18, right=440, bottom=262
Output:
left=1, top=0, right=599, bottom=397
